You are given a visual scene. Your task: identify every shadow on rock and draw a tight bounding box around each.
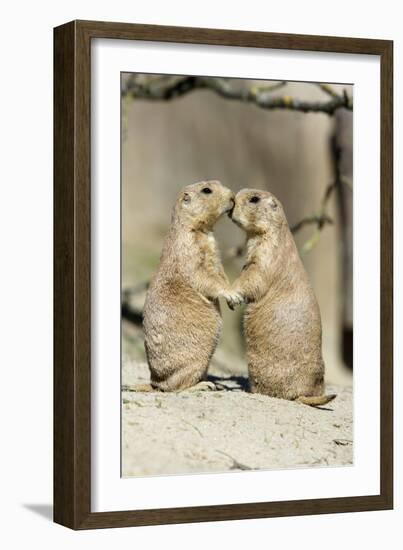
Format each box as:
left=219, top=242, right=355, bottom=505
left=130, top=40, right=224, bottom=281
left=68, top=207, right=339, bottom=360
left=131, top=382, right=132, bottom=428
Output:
left=207, top=374, right=249, bottom=392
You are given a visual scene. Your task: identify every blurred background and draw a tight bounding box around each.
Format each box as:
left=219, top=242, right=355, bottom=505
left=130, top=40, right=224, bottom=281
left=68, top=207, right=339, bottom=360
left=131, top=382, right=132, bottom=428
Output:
left=121, top=74, right=353, bottom=386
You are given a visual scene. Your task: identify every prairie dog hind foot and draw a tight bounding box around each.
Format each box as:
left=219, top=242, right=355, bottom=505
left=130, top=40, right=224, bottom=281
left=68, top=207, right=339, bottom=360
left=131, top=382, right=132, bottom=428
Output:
left=179, top=381, right=217, bottom=393
left=123, top=383, right=159, bottom=393
left=121, top=382, right=217, bottom=393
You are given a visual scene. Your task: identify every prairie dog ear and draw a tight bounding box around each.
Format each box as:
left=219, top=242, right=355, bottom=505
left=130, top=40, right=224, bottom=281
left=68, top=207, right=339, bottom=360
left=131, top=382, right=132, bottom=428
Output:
left=269, top=198, right=278, bottom=210
left=182, top=192, right=191, bottom=204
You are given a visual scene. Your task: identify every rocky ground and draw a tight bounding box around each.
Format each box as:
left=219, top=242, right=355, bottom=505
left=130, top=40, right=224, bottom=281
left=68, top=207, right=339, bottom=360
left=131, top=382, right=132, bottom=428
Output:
left=122, top=360, right=353, bottom=477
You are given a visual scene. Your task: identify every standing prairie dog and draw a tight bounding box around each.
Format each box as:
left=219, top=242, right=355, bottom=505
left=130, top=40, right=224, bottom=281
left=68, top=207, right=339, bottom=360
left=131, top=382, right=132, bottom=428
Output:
left=142, top=180, right=242, bottom=392
left=230, top=189, right=336, bottom=407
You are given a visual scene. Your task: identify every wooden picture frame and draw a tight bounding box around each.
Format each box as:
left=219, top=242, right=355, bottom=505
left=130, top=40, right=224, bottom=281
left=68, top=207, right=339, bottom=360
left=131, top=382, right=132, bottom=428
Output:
left=54, top=19, right=393, bottom=530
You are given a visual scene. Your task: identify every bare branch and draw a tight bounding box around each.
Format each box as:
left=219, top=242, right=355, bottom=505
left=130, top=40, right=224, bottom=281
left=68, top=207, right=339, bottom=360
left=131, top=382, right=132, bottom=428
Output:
left=123, top=75, right=353, bottom=115
left=249, top=80, right=287, bottom=96
left=291, top=214, right=333, bottom=234
left=222, top=212, right=334, bottom=261
left=316, top=83, right=340, bottom=99
left=340, top=175, right=353, bottom=190
left=122, top=281, right=149, bottom=301
left=299, top=180, right=338, bottom=255
left=316, top=83, right=353, bottom=110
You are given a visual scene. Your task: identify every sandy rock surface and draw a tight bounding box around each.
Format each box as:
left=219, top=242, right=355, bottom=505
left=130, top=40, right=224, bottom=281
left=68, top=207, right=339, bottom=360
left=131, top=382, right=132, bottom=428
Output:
left=122, top=360, right=353, bottom=477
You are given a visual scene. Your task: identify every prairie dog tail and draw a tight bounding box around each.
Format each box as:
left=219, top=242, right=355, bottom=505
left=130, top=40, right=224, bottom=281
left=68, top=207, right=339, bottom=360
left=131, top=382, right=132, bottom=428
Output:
left=296, top=394, right=337, bottom=407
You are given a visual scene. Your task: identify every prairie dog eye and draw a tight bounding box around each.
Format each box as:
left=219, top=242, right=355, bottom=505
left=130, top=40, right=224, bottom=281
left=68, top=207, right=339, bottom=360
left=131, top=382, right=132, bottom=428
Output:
left=249, top=196, right=260, bottom=204
left=202, top=187, right=212, bottom=194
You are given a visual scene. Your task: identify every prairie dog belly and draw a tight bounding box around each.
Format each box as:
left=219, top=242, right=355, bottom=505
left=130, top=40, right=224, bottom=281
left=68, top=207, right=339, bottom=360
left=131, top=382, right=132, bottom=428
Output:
left=244, top=293, right=324, bottom=399
left=143, top=282, right=222, bottom=388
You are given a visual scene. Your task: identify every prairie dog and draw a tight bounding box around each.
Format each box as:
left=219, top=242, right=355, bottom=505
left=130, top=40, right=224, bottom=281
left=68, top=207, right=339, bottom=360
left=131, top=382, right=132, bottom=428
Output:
left=230, top=189, right=336, bottom=407
left=142, top=180, right=241, bottom=392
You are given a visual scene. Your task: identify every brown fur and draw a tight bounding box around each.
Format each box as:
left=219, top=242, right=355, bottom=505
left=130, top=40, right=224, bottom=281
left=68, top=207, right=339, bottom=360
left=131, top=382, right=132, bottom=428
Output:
left=230, top=188, right=335, bottom=407
left=143, top=180, right=241, bottom=392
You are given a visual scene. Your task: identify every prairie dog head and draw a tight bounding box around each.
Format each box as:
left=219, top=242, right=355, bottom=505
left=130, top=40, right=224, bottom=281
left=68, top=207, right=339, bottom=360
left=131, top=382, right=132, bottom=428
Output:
left=174, top=180, right=235, bottom=231
left=231, top=189, right=286, bottom=235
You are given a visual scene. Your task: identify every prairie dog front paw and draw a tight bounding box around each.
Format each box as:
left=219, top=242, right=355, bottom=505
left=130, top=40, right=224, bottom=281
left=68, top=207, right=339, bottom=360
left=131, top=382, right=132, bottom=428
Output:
left=221, top=290, right=244, bottom=310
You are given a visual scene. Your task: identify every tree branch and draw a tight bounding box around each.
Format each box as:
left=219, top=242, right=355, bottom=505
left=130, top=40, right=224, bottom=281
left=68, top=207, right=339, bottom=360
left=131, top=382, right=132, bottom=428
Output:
left=290, top=214, right=333, bottom=234
left=299, top=180, right=338, bottom=254
left=123, top=75, right=353, bottom=115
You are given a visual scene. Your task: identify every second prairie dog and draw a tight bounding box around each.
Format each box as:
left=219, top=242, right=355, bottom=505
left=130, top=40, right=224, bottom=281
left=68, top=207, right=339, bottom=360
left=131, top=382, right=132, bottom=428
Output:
left=230, top=189, right=336, bottom=407
left=142, top=180, right=242, bottom=392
